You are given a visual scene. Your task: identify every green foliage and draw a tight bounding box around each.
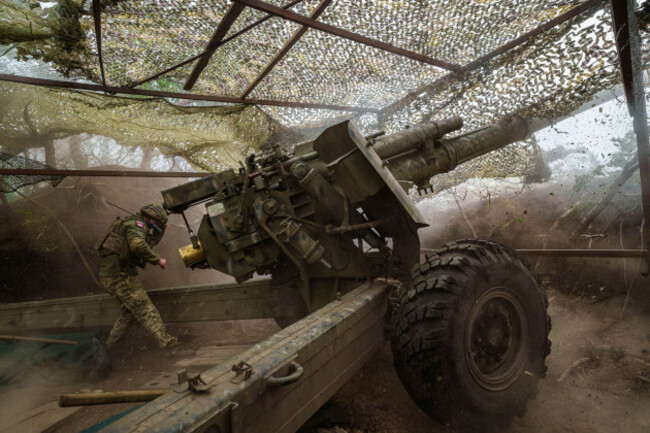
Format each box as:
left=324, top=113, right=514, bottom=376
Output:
left=572, top=129, right=637, bottom=194
left=18, top=209, right=33, bottom=222
left=593, top=164, right=605, bottom=176
left=0, top=0, right=96, bottom=79
left=141, top=78, right=182, bottom=92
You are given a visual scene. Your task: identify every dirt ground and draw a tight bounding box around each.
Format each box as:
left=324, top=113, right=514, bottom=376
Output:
left=2, top=287, right=647, bottom=433
left=331, top=289, right=650, bottom=433
left=0, top=319, right=280, bottom=432
left=1, top=176, right=649, bottom=431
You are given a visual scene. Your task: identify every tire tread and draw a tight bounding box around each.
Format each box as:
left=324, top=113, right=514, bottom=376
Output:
left=390, top=239, right=552, bottom=426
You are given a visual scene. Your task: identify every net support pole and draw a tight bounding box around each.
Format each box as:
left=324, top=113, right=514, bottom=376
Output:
left=379, top=0, right=603, bottom=123
left=233, top=0, right=461, bottom=71
left=130, top=0, right=306, bottom=89
left=241, top=0, right=333, bottom=99
left=610, top=0, right=650, bottom=273
left=184, top=3, right=246, bottom=90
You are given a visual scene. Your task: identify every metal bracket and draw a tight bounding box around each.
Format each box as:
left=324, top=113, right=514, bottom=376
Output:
left=175, top=368, right=212, bottom=393
left=231, top=361, right=254, bottom=384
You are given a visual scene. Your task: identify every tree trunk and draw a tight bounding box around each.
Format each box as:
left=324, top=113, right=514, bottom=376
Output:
left=140, top=145, right=154, bottom=170
left=44, top=140, right=56, bottom=168
left=69, top=134, right=87, bottom=168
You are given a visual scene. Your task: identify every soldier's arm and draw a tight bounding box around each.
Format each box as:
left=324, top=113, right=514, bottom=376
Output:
left=125, top=223, right=161, bottom=265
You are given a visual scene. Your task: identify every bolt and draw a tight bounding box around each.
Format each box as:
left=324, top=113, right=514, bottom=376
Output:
left=291, top=162, right=310, bottom=179
left=262, top=199, right=278, bottom=215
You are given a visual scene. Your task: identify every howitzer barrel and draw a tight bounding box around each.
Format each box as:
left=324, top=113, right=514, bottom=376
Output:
left=372, top=116, right=463, bottom=160
left=386, top=115, right=540, bottom=188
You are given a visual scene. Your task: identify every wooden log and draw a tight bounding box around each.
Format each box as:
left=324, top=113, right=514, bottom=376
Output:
left=0, top=334, right=78, bottom=345
left=59, top=390, right=170, bottom=407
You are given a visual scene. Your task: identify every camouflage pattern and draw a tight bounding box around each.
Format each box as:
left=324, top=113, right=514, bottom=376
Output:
left=140, top=203, right=168, bottom=225
left=98, top=205, right=176, bottom=349
left=99, top=215, right=163, bottom=277
left=101, top=275, right=178, bottom=349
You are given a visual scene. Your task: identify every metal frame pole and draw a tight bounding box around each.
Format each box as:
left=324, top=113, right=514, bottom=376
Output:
left=611, top=0, right=650, bottom=272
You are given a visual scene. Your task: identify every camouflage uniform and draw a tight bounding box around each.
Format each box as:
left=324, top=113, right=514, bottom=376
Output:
left=98, top=204, right=178, bottom=349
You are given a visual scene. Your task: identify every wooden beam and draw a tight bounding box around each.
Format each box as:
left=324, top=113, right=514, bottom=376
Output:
left=130, top=0, right=305, bottom=89
left=0, top=280, right=304, bottom=333
left=0, top=334, right=78, bottom=345
left=233, top=0, right=461, bottom=72
left=0, top=74, right=379, bottom=112
left=98, top=282, right=389, bottom=433
left=184, top=3, right=246, bottom=90
left=59, top=390, right=170, bottom=407
left=241, top=0, right=333, bottom=99
left=516, top=249, right=648, bottom=258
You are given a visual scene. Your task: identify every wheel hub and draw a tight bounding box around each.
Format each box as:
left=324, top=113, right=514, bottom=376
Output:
left=464, top=287, right=529, bottom=391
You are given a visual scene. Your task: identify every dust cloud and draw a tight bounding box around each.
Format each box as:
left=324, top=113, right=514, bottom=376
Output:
left=329, top=178, right=650, bottom=433
left=0, top=176, right=233, bottom=303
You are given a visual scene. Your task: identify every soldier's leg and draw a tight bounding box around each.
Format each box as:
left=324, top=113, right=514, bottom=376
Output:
left=101, top=275, right=135, bottom=348
left=105, top=305, right=133, bottom=348
left=112, top=276, right=178, bottom=348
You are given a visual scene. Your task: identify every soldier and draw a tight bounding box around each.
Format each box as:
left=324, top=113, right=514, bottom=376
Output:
left=97, top=203, right=179, bottom=350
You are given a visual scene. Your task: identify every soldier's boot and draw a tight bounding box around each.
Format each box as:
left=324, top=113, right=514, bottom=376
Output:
left=141, top=313, right=177, bottom=349
left=164, top=337, right=195, bottom=358
left=116, top=277, right=178, bottom=349
left=162, top=337, right=180, bottom=349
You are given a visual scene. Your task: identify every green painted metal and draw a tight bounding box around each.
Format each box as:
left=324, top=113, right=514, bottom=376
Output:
left=386, top=115, right=536, bottom=189
left=97, top=280, right=390, bottom=433
left=0, top=280, right=302, bottom=333
left=162, top=115, right=543, bottom=315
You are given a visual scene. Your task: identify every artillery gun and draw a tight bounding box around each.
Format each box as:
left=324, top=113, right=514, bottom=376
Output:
left=161, top=115, right=551, bottom=426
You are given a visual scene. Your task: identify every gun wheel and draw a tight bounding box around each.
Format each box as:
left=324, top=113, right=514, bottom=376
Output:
left=391, top=239, right=551, bottom=428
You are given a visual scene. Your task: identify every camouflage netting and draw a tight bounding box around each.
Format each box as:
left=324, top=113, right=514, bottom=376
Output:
left=0, top=151, right=64, bottom=192
left=0, top=0, right=649, bottom=180
left=0, top=82, right=294, bottom=170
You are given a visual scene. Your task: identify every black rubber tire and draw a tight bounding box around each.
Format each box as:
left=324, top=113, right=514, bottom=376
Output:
left=391, top=239, right=551, bottom=428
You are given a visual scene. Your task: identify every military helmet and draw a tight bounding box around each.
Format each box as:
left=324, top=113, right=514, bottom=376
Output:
left=140, top=203, right=168, bottom=225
